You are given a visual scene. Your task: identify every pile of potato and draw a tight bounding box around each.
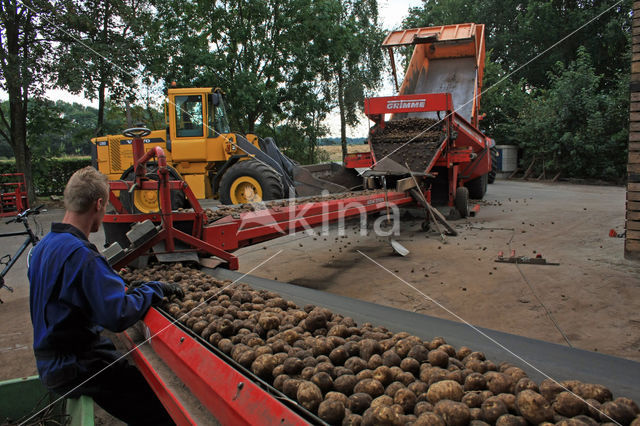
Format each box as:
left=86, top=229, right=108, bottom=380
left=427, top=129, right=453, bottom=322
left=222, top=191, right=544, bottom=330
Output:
left=121, top=263, right=640, bottom=426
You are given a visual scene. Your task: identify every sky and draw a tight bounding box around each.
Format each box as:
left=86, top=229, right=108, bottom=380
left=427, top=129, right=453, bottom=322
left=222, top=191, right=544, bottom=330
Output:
left=1, top=0, right=423, bottom=138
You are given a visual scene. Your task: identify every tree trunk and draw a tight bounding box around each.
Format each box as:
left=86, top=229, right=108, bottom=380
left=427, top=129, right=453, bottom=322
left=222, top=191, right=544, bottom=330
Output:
left=96, top=72, right=106, bottom=136
left=95, top=2, right=110, bottom=137
left=2, top=2, right=37, bottom=206
left=337, top=68, right=347, bottom=160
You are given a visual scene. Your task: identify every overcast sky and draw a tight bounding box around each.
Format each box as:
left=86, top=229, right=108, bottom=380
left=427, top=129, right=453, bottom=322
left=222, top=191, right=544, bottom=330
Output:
left=2, top=0, right=423, bottom=137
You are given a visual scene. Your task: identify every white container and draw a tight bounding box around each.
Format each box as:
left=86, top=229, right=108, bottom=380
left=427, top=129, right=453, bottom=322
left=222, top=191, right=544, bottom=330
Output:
left=496, top=145, right=518, bottom=172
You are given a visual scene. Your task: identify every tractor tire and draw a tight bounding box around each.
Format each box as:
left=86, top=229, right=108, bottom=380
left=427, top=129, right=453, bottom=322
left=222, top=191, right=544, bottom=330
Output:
left=119, top=162, right=187, bottom=214
left=455, top=186, right=470, bottom=218
left=219, top=159, right=283, bottom=205
left=466, top=173, right=488, bottom=199
left=488, top=146, right=498, bottom=184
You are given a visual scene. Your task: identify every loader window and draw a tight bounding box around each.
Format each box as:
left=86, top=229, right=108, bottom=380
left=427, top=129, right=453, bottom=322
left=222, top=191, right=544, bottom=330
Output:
left=175, top=95, right=204, bottom=137
left=208, top=93, right=231, bottom=136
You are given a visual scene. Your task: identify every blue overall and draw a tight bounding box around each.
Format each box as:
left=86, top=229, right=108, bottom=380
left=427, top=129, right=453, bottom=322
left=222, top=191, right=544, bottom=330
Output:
left=28, top=223, right=173, bottom=425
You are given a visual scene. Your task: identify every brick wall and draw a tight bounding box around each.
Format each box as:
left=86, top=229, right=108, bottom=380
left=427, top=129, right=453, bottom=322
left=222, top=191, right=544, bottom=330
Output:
left=626, top=2, right=640, bottom=260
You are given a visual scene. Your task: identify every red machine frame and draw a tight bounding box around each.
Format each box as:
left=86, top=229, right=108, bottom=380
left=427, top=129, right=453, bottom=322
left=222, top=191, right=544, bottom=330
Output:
left=104, top=132, right=416, bottom=271
left=0, top=173, right=28, bottom=217
left=344, top=92, right=491, bottom=207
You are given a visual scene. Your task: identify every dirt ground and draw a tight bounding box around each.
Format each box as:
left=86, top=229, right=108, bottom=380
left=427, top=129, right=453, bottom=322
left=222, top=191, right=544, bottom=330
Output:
left=0, top=179, right=638, bottom=419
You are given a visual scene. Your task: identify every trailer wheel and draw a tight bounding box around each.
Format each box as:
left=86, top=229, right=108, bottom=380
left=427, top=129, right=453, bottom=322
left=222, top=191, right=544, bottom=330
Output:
left=465, top=174, right=488, bottom=199
left=119, top=163, right=187, bottom=213
left=488, top=146, right=498, bottom=184
left=219, top=159, right=283, bottom=205
left=455, top=187, right=469, bottom=218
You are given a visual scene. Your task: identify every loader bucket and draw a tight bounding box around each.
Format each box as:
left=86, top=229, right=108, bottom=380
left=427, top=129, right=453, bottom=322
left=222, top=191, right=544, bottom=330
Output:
left=292, top=163, right=363, bottom=197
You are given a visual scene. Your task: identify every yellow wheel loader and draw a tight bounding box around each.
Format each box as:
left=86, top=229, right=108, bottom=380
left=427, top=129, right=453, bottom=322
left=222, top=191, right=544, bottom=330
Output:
left=91, top=87, right=360, bottom=210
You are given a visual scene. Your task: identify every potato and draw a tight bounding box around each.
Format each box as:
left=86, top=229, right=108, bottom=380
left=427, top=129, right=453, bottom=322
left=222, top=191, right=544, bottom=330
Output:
left=283, top=378, right=302, bottom=399
left=445, top=369, right=464, bottom=385
left=283, top=357, right=304, bottom=375
left=359, top=339, right=382, bottom=361
left=342, top=412, right=363, bottom=426
left=330, top=346, right=349, bottom=366
left=385, top=381, right=405, bottom=398
left=354, top=378, right=385, bottom=398
left=396, top=371, right=415, bottom=386
left=585, top=398, right=602, bottom=419
left=218, top=338, right=234, bottom=354
left=349, top=392, right=373, bottom=414
left=315, top=361, right=335, bottom=378
left=371, top=395, right=394, bottom=409
left=301, top=366, right=315, bottom=380
left=297, top=381, right=323, bottom=412
left=428, top=350, right=449, bottom=368
left=414, top=412, right=446, bottom=426
left=361, top=405, right=402, bottom=426
left=356, top=369, right=374, bottom=381
left=553, top=391, right=587, bottom=417
left=429, top=337, right=447, bottom=350
left=469, top=407, right=483, bottom=420
left=394, top=388, right=417, bottom=413
left=539, top=378, right=564, bottom=402
left=345, top=357, right=368, bottom=373
left=496, top=393, right=516, bottom=412
left=318, top=399, right=346, bottom=424
left=600, top=400, right=637, bottom=424
left=481, top=396, right=508, bottom=423
left=191, top=320, right=208, bottom=334
left=503, top=367, right=527, bottom=383
left=515, top=390, right=554, bottom=424
left=312, top=372, right=334, bottom=393
left=495, top=414, right=527, bottom=426
left=367, top=354, right=383, bottom=370
left=373, top=366, right=394, bottom=386
left=273, top=374, right=289, bottom=391
left=335, top=366, right=353, bottom=377
left=464, top=373, right=487, bottom=391
left=426, top=380, right=464, bottom=403
left=555, top=419, right=593, bottom=426
left=235, top=349, right=257, bottom=367
left=408, top=381, right=428, bottom=396
left=382, top=350, right=402, bottom=367
left=572, top=415, right=600, bottom=426
left=400, top=357, right=420, bottom=376
left=616, top=397, right=640, bottom=416
left=414, top=401, right=434, bottom=416
left=485, top=372, right=513, bottom=395
left=514, top=377, right=538, bottom=394
left=258, top=313, right=280, bottom=330
left=334, top=375, right=358, bottom=395
left=255, top=345, right=273, bottom=357
left=420, top=367, right=448, bottom=386
left=434, top=400, right=471, bottom=426
left=394, top=338, right=417, bottom=358
left=407, top=345, right=429, bottom=363
left=456, top=346, right=473, bottom=361
left=302, top=356, right=317, bottom=367
left=576, top=383, right=613, bottom=403
left=462, top=391, right=484, bottom=408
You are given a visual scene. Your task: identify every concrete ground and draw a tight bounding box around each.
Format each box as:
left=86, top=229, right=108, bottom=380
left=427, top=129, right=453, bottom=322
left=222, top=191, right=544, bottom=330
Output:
left=0, top=179, right=638, bottom=419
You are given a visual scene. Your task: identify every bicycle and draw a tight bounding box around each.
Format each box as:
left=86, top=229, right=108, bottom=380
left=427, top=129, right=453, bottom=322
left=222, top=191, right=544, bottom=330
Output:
left=0, top=204, right=45, bottom=303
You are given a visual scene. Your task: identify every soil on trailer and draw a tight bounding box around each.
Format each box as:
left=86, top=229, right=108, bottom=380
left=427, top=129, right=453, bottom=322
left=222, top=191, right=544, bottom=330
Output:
left=369, top=118, right=444, bottom=172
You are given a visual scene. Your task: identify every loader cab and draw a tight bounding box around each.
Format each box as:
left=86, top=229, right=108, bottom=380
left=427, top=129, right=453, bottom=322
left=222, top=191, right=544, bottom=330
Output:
left=168, top=87, right=231, bottom=140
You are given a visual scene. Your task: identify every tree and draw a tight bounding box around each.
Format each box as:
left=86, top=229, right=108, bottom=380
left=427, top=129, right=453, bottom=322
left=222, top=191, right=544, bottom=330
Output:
left=54, top=0, right=148, bottom=136
left=0, top=0, right=55, bottom=204
left=514, top=48, right=628, bottom=180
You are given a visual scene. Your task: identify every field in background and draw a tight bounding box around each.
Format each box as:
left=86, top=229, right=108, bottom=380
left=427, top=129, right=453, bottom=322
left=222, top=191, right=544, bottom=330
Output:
left=318, top=144, right=370, bottom=162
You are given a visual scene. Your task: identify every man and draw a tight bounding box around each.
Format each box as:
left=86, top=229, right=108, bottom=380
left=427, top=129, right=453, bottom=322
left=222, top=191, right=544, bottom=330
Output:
left=28, top=166, right=182, bottom=425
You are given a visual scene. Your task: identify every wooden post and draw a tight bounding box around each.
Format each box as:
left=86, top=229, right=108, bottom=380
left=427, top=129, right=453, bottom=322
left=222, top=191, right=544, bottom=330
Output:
left=626, top=2, right=640, bottom=260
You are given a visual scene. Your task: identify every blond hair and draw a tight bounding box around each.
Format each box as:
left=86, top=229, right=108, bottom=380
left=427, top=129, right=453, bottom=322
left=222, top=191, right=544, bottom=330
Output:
left=63, top=167, right=109, bottom=213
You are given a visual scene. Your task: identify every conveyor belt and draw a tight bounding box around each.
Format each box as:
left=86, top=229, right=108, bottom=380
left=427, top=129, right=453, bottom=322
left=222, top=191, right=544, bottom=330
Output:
left=208, top=268, right=640, bottom=402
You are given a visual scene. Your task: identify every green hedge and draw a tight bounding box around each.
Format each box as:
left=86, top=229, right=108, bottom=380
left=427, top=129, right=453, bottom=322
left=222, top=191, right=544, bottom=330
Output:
left=0, top=157, right=92, bottom=195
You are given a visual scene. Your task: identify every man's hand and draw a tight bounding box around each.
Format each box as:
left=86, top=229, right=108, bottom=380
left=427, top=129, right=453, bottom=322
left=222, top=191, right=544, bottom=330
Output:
left=158, top=282, right=185, bottom=300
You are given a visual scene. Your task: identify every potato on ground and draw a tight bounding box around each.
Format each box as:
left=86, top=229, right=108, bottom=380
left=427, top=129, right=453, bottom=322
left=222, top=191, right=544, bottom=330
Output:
left=600, top=400, right=637, bottom=424
left=495, top=414, right=527, bottom=426
left=394, top=388, right=417, bottom=413
left=361, top=405, right=402, bottom=426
